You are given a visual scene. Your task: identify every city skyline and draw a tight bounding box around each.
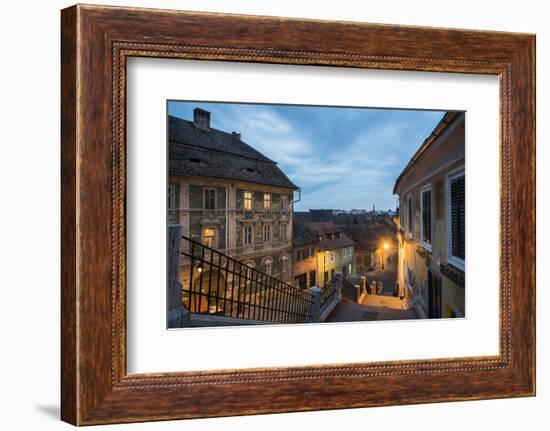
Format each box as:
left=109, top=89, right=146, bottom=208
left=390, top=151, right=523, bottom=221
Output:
left=168, top=101, right=446, bottom=211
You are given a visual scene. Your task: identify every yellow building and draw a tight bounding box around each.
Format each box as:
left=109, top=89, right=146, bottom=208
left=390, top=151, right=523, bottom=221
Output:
left=305, top=222, right=355, bottom=287
left=394, top=112, right=465, bottom=318
left=292, top=219, right=319, bottom=289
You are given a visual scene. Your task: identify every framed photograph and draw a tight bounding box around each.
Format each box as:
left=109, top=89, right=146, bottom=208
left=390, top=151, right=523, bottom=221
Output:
left=61, top=4, right=535, bottom=425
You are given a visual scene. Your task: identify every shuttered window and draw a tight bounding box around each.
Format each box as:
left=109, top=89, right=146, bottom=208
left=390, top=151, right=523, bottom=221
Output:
left=407, top=194, right=413, bottom=235
left=421, top=187, right=432, bottom=246
left=450, top=174, right=465, bottom=260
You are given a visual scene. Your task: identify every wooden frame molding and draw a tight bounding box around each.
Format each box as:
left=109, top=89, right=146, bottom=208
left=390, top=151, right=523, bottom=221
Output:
left=61, top=4, right=535, bottom=425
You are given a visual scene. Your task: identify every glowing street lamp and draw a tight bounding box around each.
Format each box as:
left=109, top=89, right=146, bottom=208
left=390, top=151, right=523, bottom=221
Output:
left=382, top=241, right=389, bottom=270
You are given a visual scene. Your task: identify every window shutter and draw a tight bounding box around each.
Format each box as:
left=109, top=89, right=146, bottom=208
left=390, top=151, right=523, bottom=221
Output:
left=450, top=175, right=465, bottom=259
left=407, top=197, right=413, bottom=233
left=422, top=189, right=432, bottom=244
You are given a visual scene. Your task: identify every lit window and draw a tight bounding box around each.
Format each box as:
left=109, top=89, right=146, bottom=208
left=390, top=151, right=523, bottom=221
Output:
left=420, top=185, right=432, bottom=248
left=279, top=223, right=287, bottom=241
left=204, top=188, right=216, bottom=210
left=203, top=228, right=215, bottom=248
left=263, top=193, right=271, bottom=211
left=263, top=224, right=272, bottom=243
left=244, top=191, right=252, bottom=210
left=244, top=225, right=253, bottom=246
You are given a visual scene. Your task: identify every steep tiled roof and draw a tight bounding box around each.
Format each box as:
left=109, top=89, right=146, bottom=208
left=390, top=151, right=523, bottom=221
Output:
left=393, top=111, right=464, bottom=194
left=168, top=115, right=299, bottom=190
left=293, top=218, right=318, bottom=246
left=305, top=222, right=355, bottom=250
left=340, top=223, right=396, bottom=252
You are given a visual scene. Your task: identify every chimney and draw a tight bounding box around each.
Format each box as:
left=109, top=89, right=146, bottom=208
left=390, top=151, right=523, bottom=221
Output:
left=193, top=108, right=210, bottom=130
left=232, top=131, right=241, bottom=140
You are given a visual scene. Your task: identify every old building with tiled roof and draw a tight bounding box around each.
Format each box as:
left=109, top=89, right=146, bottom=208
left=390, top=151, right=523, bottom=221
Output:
left=292, top=219, right=355, bottom=288
left=394, top=111, right=465, bottom=319
left=169, top=108, right=298, bottom=302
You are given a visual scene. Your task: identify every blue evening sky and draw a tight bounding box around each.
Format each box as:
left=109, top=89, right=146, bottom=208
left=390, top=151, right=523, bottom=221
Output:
left=168, top=101, right=445, bottom=212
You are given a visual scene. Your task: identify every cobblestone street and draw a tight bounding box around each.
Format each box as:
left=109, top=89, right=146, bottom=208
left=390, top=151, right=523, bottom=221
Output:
left=326, top=301, right=418, bottom=322
left=364, top=253, right=398, bottom=295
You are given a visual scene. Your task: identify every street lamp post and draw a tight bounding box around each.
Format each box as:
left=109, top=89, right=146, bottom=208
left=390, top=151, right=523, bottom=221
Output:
left=382, top=241, right=389, bottom=270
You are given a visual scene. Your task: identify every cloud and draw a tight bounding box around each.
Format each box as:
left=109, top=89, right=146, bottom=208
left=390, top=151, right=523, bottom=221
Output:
left=168, top=101, right=444, bottom=211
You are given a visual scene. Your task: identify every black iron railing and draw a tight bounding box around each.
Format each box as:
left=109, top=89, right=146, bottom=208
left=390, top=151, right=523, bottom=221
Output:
left=319, top=275, right=340, bottom=316
left=341, top=277, right=359, bottom=303
left=180, top=235, right=313, bottom=324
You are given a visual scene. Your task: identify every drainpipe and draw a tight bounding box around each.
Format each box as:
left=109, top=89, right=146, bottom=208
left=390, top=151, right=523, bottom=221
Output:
left=292, top=188, right=301, bottom=205
left=225, top=186, right=229, bottom=253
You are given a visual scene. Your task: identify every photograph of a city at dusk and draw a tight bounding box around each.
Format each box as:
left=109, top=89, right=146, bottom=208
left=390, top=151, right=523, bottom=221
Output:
left=166, top=101, right=465, bottom=328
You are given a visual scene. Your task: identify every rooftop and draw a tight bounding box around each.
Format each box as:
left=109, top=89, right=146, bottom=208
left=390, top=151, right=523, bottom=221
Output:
left=305, top=222, right=355, bottom=250
left=168, top=111, right=299, bottom=190
left=393, top=111, right=464, bottom=194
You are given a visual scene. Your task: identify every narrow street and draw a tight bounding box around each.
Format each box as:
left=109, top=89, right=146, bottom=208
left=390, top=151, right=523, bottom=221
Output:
left=364, top=253, right=398, bottom=296
left=325, top=252, right=419, bottom=322
left=326, top=301, right=418, bottom=322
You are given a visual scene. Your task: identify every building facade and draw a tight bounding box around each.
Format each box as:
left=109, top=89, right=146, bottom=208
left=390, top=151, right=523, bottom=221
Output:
left=168, top=108, right=299, bottom=300
left=292, top=219, right=319, bottom=290
left=394, top=112, right=465, bottom=318
left=304, top=222, right=355, bottom=287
